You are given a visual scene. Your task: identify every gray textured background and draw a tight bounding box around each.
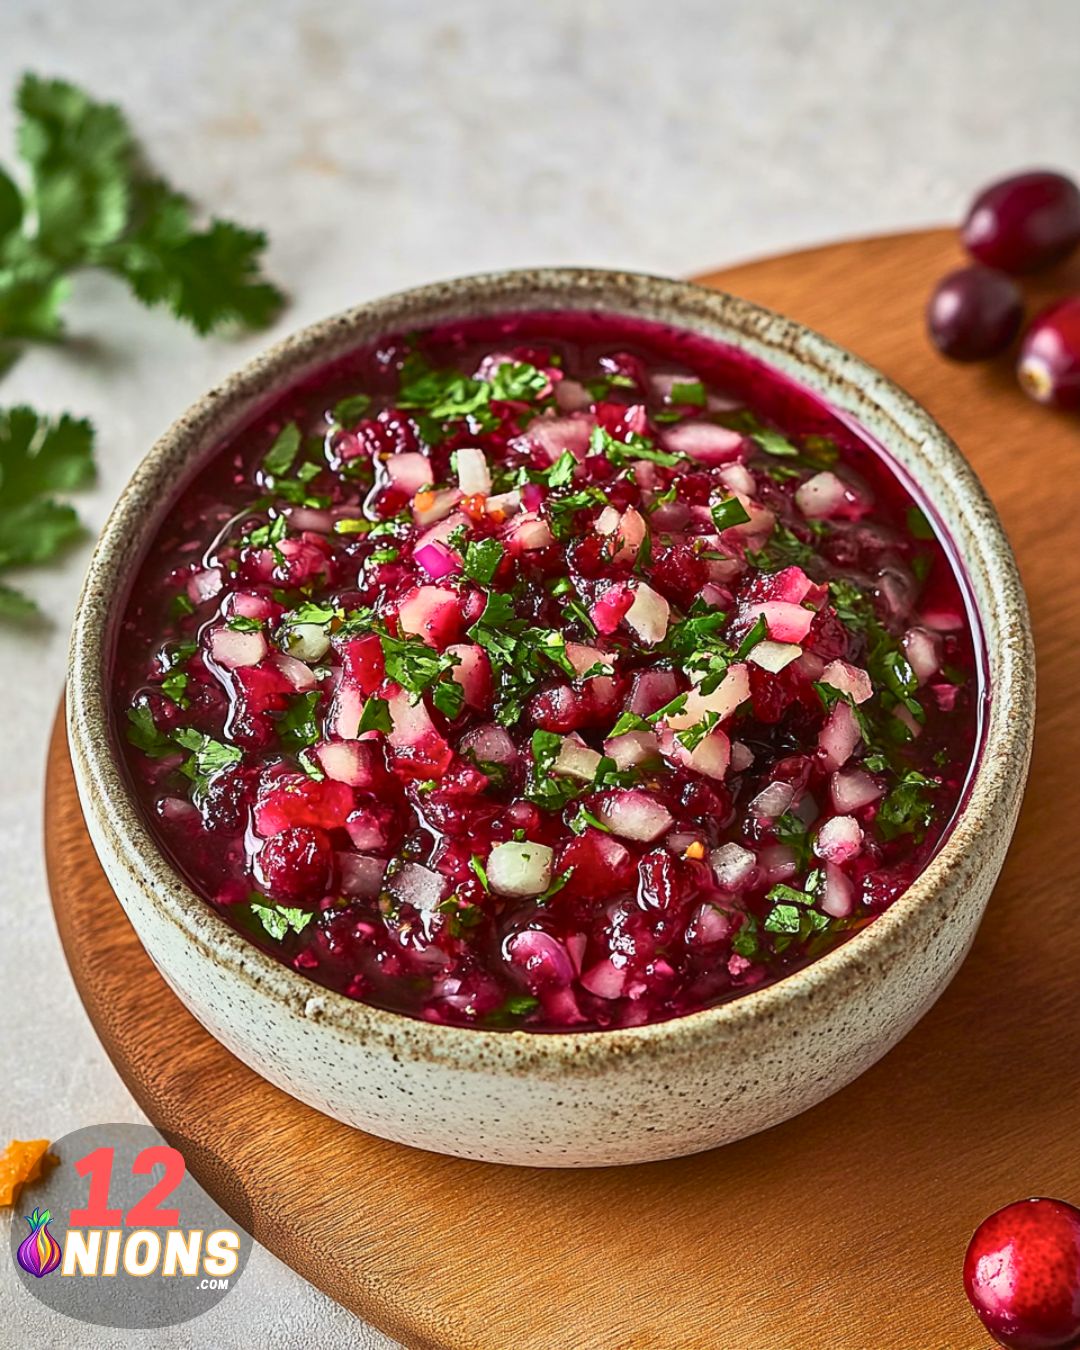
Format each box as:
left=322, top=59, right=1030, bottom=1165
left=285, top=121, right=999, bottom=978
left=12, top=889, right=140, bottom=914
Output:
left=2, top=1, right=1078, bottom=1346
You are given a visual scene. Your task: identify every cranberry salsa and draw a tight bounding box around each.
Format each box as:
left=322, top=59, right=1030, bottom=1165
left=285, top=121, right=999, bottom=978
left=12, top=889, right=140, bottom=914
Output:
left=117, top=312, right=982, bottom=1032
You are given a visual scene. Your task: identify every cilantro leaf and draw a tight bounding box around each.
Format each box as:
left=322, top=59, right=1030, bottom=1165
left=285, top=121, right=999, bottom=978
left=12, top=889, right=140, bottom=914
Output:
left=735, top=614, right=768, bottom=660
left=668, top=379, right=706, bottom=407
left=0, top=496, right=83, bottom=569
left=906, top=505, right=934, bottom=541
left=249, top=896, right=313, bottom=941
left=275, top=690, right=322, bottom=754
left=262, top=422, right=301, bottom=477
left=0, top=406, right=95, bottom=507
left=16, top=74, right=134, bottom=263
left=397, top=351, right=490, bottom=422
left=0, top=580, right=40, bottom=619
left=489, top=361, right=548, bottom=402
left=745, top=523, right=818, bottom=574
left=588, top=424, right=683, bottom=469
left=459, top=537, right=505, bottom=586
left=125, top=704, right=175, bottom=758
left=431, top=676, right=466, bottom=719
left=357, top=694, right=393, bottom=734
left=710, top=495, right=751, bottom=532
left=752, top=427, right=800, bottom=458
left=173, top=727, right=243, bottom=793
left=877, top=771, right=939, bottom=842
left=331, top=393, right=372, bottom=426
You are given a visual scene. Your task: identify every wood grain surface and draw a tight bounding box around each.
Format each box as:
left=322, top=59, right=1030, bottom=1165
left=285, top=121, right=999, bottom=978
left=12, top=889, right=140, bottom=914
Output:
left=45, top=230, right=1080, bottom=1350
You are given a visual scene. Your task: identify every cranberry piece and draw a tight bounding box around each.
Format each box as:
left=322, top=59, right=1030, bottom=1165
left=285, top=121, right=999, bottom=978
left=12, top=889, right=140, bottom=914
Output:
left=964, top=1198, right=1080, bottom=1349
left=339, top=634, right=385, bottom=693
left=962, top=171, right=1080, bottom=274
left=254, top=771, right=354, bottom=836
left=528, top=683, right=585, bottom=733
left=258, top=826, right=331, bottom=902
left=556, top=829, right=636, bottom=901
left=1018, top=299, right=1080, bottom=411
left=926, top=267, right=1024, bottom=362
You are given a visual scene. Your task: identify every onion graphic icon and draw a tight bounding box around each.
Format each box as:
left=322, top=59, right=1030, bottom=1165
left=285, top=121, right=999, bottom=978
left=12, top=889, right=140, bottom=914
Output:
left=16, top=1208, right=62, bottom=1278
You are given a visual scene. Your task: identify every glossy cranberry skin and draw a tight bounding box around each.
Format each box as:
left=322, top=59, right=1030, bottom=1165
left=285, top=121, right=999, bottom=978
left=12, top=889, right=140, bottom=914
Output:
left=964, top=1198, right=1080, bottom=1349
left=258, top=826, right=332, bottom=903
left=963, top=171, right=1080, bottom=274
left=927, top=267, right=1024, bottom=362
left=1018, top=298, right=1080, bottom=411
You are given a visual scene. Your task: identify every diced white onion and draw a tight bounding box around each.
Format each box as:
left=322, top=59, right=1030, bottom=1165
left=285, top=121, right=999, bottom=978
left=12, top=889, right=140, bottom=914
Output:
left=748, top=640, right=803, bottom=673
left=454, top=446, right=491, bottom=496
left=624, top=582, right=670, bottom=644
left=488, top=841, right=554, bottom=898
left=710, top=842, right=757, bottom=889
left=594, top=790, right=673, bottom=843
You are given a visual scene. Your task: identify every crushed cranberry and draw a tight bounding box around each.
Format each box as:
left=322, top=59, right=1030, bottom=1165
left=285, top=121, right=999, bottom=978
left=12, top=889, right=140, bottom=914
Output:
left=117, top=313, right=981, bottom=1031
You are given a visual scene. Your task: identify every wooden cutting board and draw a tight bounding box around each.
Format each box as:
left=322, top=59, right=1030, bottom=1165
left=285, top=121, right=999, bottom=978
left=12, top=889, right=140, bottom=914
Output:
left=45, top=230, right=1080, bottom=1350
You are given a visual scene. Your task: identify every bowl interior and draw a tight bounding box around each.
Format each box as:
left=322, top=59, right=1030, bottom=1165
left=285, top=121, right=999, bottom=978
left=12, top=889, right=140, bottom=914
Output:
left=68, top=267, right=1034, bottom=1064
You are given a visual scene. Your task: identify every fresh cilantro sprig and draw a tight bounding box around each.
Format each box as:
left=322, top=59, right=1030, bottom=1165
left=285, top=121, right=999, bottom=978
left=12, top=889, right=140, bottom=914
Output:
left=0, top=406, right=94, bottom=616
left=0, top=74, right=285, bottom=621
left=1, top=75, right=284, bottom=341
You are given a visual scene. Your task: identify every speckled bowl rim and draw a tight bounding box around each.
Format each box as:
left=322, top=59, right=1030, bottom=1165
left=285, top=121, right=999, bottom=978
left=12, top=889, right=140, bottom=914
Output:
left=69, top=267, right=1034, bottom=1075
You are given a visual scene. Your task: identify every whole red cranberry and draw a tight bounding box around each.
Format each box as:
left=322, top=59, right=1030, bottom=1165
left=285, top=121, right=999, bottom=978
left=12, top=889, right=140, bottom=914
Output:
left=1018, top=299, right=1080, bottom=412
left=927, top=267, right=1024, bottom=362
left=964, top=1198, right=1080, bottom=1349
left=963, top=171, right=1080, bottom=274
left=257, top=826, right=331, bottom=902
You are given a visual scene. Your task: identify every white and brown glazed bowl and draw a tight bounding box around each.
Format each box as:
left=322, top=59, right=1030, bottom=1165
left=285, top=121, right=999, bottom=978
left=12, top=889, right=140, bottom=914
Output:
left=68, top=269, right=1035, bottom=1167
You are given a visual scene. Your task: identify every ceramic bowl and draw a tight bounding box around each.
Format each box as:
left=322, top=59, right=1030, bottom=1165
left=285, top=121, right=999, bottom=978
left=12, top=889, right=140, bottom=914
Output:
left=68, top=269, right=1034, bottom=1167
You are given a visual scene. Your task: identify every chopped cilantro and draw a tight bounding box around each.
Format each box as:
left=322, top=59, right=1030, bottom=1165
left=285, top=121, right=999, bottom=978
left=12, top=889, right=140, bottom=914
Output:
left=357, top=694, right=392, bottom=734
left=431, top=678, right=465, bottom=719
left=906, top=505, right=935, bottom=541
left=752, top=427, right=800, bottom=458
left=764, top=903, right=802, bottom=934
left=173, top=726, right=242, bottom=792
left=249, top=896, right=313, bottom=941
left=668, top=379, right=706, bottom=406
left=244, top=513, right=287, bottom=550
left=275, top=690, right=322, bottom=753
left=397, top=351, right=490, bottom=423
left=569, top=804, right=610, bottom=835
left=877, top=771, right=939, bottom=841
left=160, top=668, right=189, bottom=706
left=745, top=523, right=818, bottom=573
left=544, top=450, right=577, bottom=489
left=262, top=423, right=301, bottom=477
left=490, top=361, right=548, bottom=402
left=735, top=613, right=768, bottom=660
left=459, top=536, right=505, bottom=586
left=588, top=424, right=683, bottom=469
left=125, top=704, right=175, bottom=757
left=545, top=485, right=610, bottom=541
left=710, top=495, right=751, bottom=531
left=331, top=393, right=372, bottom=426
left=469, top=855, right=490, bottom=891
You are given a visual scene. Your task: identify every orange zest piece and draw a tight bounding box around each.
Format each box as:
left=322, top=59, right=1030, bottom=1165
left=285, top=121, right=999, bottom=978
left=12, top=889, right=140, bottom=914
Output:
left=461, top=492, right=488, bottom=522
left=684, top=840, right=706, bottom=860
left=413, top=489, right=436, bottom=513
left=0, top=1139, right=57, bottom=1207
